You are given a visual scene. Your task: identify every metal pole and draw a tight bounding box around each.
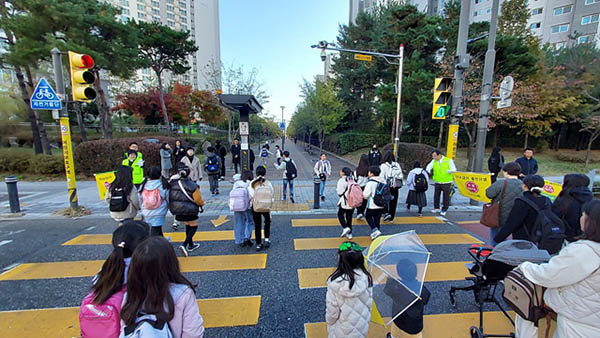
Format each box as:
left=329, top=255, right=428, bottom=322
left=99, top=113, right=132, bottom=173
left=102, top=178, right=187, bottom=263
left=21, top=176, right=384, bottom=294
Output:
left=393, top=44, right=404, bottom=158
left=446, top=0, right=471, bottom=161
left=473, top=0, right=500, bottom=174
left=280, top=106, right=285, bottom=150
left=5, top=176, right=21, bottom=213
left=51, top=48, right=78, bottom=209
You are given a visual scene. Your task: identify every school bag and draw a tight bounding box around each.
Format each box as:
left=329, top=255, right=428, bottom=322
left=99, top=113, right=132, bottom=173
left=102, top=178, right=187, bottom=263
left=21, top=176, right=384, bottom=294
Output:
left=261, top=148, right=268, bottom=157
left=345, top=178, right=363, bottom=208
left=503, top=268, right=546, bottom=324
left=387, top=162, right=404, bottom=188
left=206, top=156, right=219, bottom=174
left=371, top=180, right=392, bottom=208
left=120, top=285, right=187, bottom=338
left=229, top=185, right=249, bottom=212
left=141, top=187, right=162, bottom=210
left=79, top=287, right=126, bottom=338
left=253, top=182, right=273, bottom=212
left=414, top=170, right=428, bottom=193
left=109, top=188, right=129, bottom=212
left=519, top=197, right=566, bottom=255
left=285, top=160, right=297, bottom=180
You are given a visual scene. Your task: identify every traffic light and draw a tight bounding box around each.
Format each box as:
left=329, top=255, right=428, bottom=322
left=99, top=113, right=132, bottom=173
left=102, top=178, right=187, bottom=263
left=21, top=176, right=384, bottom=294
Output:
left=432, top=77, right=453, bottom=120
left=68, top=51, right=97, bottom=102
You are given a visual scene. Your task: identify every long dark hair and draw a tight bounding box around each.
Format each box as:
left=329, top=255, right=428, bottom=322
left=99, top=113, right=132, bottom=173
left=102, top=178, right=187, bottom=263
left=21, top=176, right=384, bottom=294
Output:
left=558, top=173, right=590, bottom=198
left=92, top=221, right=149, bottom=304
left=110, top=165, right=134, bottom=195
left=241, top=169, right=254, bottom=182
left=252, top=166, right=267, bottom=188
left=581, top=200, right=600, bottom=242
left=382, top=151, right=395, bottom=164
left=160, top=142, right=169, bottom=150
left=356, top=154, right=370, bottom=177
left=120, top=237, right=195, bottom=326
left=523, top=175, right=544, bottom=196
left=328, top=242, right=373, bottom=289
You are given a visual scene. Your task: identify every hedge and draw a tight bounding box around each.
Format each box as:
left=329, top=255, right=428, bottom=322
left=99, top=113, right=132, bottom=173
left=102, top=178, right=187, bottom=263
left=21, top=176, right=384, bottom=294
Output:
left=73, top=136, right=181, bottom=176
left=0, top=150, right=65, bottom=175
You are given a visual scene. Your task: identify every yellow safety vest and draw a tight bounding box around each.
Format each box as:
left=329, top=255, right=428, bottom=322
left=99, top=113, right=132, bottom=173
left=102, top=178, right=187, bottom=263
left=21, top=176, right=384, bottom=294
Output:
left=122, top=157, right=144, bottom=184
left=432, top=157, right=453, bottom=183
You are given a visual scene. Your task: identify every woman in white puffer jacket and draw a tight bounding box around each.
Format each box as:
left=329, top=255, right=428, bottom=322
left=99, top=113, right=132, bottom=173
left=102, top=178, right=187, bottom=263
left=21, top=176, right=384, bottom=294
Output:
left=326, top=241, right=373, bottom=338
left=516, top=199, right=600, bottom=338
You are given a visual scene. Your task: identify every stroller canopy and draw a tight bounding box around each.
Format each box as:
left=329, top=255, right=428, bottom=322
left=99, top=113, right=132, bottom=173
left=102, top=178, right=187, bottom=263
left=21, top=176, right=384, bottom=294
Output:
left=488, top=240, right=551, bottom=266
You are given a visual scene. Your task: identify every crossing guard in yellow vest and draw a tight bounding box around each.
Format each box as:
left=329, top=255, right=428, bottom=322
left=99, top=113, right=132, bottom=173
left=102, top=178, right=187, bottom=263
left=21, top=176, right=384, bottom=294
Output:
left=123, top=150, right=144, bottom=186
left=425, top=149, right=456, bottom=216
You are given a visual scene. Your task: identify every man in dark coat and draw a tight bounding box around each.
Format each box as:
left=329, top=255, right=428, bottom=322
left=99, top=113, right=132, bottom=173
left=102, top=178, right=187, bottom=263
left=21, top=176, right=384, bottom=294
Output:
left=231, top=138, right=241, bottom=174
left=516, top=147, right=538, bottom=178
left=368, top=144, right=382, bottom=166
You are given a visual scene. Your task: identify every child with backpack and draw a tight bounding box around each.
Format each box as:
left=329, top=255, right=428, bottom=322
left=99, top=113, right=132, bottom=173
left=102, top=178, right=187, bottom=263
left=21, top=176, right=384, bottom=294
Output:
left=140, top=167, right=170, bottom=237
left=337, top=167, right=361, bottom=240
left=79, top=221, right=149, bottom=338
left=326, top=241, right=373, bottom=338
left=379, top=151, right=404, bottom=222
left=230, top=172, right=255, bottom=248
left=204, top=146, right=221, bottom=195
left=119, top=237, right=205, bottom=338
left=354, top=154, right=370, bottom=220
left=260, top=145, right=272, bottom=167
left=274, top=150, right=297, bottom=203
left=405, top=161, right=429, bottom=216
left=169, top=163, right=205, bottom=257
left=494, top=175, right=566, bottom=254
left=249, top=166, right=274, bottom=251
left=105, top=165, right=140, bottom=222
left=362, top=166, right=389, bottom=240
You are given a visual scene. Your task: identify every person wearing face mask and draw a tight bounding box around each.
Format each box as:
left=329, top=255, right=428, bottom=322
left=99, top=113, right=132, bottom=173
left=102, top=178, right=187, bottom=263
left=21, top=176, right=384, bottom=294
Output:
left=368, top=144, right=382, bottom=166
left=180, top=147, right=202, bottom=184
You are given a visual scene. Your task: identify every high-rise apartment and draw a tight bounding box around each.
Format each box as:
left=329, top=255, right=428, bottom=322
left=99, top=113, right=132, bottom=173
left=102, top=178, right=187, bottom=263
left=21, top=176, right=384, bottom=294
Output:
left=106, top=0, right=221, bottom=90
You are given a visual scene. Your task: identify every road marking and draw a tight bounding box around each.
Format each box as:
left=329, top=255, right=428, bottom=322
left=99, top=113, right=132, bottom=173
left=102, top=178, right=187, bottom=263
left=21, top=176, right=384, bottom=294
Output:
left=0, top=229, right=25, bottom=238
left=62, top=230, right=265, bottom=246
left=0, top=254, right=267, bottom=281
left=292, top=216, right=444, bottom=227
left=0, top=240, right=13, bottom=247
left=457, top=220, right=480, bottom=224
left=294, top=234, right=482, bottom=250
left=2, top=263, right=19, bottom=271
left=211, top=215, right=229, bottom=227
left=303, top=311, right=550, bottom=338
left=0, top=295, right=261, bottom=337
left=84, top=226, right=95, bottom=231
left=298, top=261, right=470, bottom=289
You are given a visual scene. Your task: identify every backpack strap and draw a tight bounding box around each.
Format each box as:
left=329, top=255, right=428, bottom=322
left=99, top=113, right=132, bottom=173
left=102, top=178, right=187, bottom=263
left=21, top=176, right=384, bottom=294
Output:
left=177, top=180, right=195, bottom=204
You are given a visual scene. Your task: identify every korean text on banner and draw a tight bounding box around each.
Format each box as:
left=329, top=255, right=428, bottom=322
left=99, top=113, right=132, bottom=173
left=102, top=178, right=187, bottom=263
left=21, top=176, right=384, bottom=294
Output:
left=542, top=180, right=562, bottom=201
left=451, top=172, right=493, bottom=203
left=94, top=171, right=116, bottom=200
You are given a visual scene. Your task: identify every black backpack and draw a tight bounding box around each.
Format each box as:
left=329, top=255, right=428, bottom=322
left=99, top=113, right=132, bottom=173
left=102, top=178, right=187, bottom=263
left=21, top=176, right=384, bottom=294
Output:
left=285, top=160, right=297, bottom=180
left=206, top=155, right=219, bottom=173
left=371, top=180, right=392, bottom=208
left=414, top=170, right=428, bottom=193
left=109, top=187, right=129, bottom=212
left=520, top=197, right=566, bottom=255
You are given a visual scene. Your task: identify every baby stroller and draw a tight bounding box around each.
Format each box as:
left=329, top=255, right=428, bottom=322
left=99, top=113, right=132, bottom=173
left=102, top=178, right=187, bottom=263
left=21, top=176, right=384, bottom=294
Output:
left=449, top=240, right=550, bottom=338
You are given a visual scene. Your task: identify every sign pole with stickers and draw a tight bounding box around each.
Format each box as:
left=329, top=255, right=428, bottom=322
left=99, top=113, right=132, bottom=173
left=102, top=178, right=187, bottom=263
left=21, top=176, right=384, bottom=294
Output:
left=51, top=48, right=79, bottom=209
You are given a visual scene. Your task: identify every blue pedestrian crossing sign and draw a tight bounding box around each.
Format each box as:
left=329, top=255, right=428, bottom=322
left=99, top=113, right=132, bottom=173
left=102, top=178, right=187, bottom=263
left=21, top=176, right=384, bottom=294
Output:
left=280, top=122, right=285, bottom=130
left=30, top=77, right=62, bottom=110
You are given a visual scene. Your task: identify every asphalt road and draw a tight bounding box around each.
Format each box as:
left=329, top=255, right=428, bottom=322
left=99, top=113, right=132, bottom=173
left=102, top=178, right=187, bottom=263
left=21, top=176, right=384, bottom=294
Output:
left=0, top=209, right=522, bottom=338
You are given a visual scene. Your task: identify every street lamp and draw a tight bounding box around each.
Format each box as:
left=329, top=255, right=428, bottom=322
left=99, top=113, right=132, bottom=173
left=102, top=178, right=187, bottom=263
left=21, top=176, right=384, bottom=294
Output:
left=280, top=105, right=285, bottom=150
left=311, top=41, right=404, bottom=157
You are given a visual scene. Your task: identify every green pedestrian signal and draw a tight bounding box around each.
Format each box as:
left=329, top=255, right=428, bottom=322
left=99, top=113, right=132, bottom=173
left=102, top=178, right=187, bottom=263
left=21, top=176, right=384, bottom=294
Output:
left=432, top=77, right=453, bottom=120
left=434, top=106, right=449, bottom=118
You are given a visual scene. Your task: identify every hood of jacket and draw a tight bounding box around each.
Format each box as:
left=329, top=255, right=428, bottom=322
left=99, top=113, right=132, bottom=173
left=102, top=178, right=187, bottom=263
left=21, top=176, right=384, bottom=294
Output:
left=328, top=270, right=371, bottom=298
left=233, top=180, right=249, bottom=189
left=569, top=187, right=593, bottom=204
left=144, top=179, right=164, bottom=191
left=368, top=176, right=386, bottom=184
left=206, top=151, right=217, bottom=158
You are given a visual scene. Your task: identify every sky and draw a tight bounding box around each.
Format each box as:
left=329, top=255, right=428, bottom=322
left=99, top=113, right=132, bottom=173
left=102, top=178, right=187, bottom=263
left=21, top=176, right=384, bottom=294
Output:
left=219, top=0, right=349, bottom=123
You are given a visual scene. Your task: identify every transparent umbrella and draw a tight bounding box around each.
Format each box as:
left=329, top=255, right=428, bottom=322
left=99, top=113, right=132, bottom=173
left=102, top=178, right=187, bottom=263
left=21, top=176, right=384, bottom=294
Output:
left=366, top=230, right=431, bottom=326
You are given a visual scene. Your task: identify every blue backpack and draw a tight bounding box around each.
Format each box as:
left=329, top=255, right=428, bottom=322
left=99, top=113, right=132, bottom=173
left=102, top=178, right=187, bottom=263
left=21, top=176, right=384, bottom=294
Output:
left=261, top=149, right=268, bottom=157
left=206, top=156, right=219, bottom=173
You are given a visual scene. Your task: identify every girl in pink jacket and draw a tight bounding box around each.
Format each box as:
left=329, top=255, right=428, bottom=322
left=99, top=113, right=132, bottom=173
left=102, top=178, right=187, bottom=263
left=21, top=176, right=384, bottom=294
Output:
left=120, top=237, right=205, bottom=338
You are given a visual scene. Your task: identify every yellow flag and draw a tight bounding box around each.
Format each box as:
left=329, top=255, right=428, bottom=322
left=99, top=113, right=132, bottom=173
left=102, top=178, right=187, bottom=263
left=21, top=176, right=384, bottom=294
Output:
left=451, top=172, right=493, bottom=203
left=94, top=171, right=116, bottom=200
left=542, top=180, right=562, bottom=201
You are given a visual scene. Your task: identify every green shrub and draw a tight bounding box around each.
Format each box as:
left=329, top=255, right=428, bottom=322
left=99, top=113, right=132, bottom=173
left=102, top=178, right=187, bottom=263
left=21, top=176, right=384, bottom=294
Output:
left=33, top=155, right=65, bottom=175
left=73, top=136, right=180, bottom=175
left=0, top=149, right=64, bottom=175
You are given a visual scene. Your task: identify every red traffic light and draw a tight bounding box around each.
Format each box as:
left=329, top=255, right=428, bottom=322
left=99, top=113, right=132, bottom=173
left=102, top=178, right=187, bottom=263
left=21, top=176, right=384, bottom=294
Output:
left=81, top=54, right=94, bottom=68
left=70, top=52, right=94, bottom=69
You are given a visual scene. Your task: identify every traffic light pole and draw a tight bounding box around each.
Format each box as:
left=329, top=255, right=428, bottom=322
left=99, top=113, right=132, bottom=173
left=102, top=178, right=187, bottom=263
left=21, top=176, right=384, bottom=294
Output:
left=51, top=48, right=78, bottom=209
left=473, top=0, right=500, bottom=174
left=447, top=0, right=471, bottom=160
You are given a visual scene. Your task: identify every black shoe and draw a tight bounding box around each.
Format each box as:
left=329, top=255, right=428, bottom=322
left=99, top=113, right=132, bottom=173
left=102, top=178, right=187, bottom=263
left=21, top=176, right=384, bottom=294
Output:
left=256, top=244, right=264, bottom=251
left=290, top=197, right=295, bottom=203
left=321, top=196, right=325, bottom=201
left=243, top=239, right=253, bottom=247
left=263, top=239, right=271, bottom=248
left=215, top=190, right=220, bottom=195
left=187, top=243, right=200, bottom=252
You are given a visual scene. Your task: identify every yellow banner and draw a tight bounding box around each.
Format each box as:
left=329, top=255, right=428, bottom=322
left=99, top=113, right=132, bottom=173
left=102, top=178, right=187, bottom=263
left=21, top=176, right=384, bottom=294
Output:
left=354, top=53, right=373, bottom=62
left=446, top=124, right=459, bottom=160
left=452, top=172, right=493, bottom=203
left=94, top=171, right=116, bottom=200
left=59, top=117, right=78, bottom=204
left=542, top=180, right=562, bottom=200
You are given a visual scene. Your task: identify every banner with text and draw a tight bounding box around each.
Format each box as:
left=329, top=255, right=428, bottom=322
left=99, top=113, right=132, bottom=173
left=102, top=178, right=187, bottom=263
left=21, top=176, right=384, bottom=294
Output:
left=94, top=171, right=116, bottom=200
left=452, top=172, right=493, bottom=203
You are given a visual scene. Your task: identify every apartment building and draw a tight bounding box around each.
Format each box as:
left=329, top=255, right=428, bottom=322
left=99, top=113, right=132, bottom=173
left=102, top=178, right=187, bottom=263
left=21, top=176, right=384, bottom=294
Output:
left=349, top=0, right=431, bottom=24
left=107, top=0, right=221, bottom=90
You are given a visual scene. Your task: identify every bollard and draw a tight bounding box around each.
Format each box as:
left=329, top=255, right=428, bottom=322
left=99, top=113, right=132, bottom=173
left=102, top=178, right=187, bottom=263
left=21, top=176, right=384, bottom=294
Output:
left=313, top=175, right=320, bottom=209
left=4, top=176, right=20, bottom=213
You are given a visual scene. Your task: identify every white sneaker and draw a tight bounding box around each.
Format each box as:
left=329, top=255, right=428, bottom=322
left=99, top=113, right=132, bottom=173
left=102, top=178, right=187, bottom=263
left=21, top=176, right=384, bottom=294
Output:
left=370, top=229, right=382, bottom=240
left=347, top=233, right=353, bottom=240
left=340, top=227, right=351, bottom=238
left=178, top=245, right=188, bottom=257
left=431, top=209, right=440, bottom=213
left=356, top=214, right=364, bottom=220
left=440, top=211, right=447, bottom=216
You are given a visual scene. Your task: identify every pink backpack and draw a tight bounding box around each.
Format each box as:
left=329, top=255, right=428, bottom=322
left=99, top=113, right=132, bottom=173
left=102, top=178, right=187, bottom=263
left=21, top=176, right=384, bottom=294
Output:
left=346, top=178, right=363, bottom=208
left=79, top=287, right=126, bottom=338
left=142, top=188, right=162, bottom=210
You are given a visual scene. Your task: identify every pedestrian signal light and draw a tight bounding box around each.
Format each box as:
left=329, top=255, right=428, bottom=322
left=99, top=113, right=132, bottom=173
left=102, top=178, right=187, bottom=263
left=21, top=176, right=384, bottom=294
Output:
left=432, top=77, right=453, bottom=120
left=68, top=51, right=97, bottom=102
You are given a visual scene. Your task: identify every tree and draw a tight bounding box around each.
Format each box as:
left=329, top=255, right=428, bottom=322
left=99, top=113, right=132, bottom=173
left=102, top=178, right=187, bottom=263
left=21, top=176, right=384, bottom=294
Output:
left=135, top=21, right=198, bottom=136
left=498, top=0, right=532, bottom=39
